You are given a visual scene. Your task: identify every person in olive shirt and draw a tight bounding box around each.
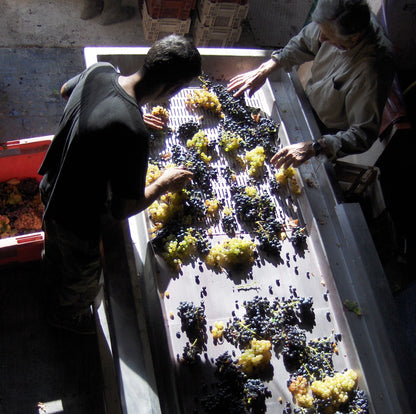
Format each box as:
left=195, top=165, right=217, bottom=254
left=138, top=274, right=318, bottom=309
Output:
left=227, top=0, right=394, bottom=169
left=39, top=35, right=201, bottom=334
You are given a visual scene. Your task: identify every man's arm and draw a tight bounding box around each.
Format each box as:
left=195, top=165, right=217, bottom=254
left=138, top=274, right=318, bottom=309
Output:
left=110, top=166, right=193, bottom=220
left=270, top=83, right=381, bottom=170
left=270, top=22, right=321, bottom=72
left=227, top=23, right=320, bottom=99
left=270, top=72, right=392, bottom=169
left=60, top=65, right=95, bottom=100
left=321, top=72, right=391, bottom=158
left=60, top=75, right=82, bottom=100
left=60, top=82, right=70, bottom=100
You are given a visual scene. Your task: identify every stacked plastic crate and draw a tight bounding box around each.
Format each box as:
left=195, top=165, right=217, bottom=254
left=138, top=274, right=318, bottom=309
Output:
left=192, top=0, right=249, bottom=47
left=141, top=0, right=196, bottom=42
left=0, top=136, right=52, bottom=265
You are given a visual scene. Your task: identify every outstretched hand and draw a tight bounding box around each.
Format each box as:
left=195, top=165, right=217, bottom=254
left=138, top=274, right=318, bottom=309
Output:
left=227, top=68, right=267, bottom=98
left=270, top=141, right=315, bottom=170
left=143, top=113, right=166, bottom=130
left=227, top=59, right=280, bottom=98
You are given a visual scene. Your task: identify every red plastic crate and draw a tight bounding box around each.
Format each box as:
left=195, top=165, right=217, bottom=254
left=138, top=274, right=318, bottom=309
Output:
left=0, top=136, right=52, bottom=266
left=145, top=0, right=196, bottom=19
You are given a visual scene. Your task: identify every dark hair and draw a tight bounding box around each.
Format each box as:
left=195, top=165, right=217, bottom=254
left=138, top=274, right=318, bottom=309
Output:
left=142, top=34, right=201, bottom=86
left=312, top=0, right=370, bottom=37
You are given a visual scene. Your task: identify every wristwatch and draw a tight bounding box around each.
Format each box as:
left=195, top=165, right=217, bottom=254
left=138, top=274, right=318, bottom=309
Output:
left=312, top=140, right=322, bottom=156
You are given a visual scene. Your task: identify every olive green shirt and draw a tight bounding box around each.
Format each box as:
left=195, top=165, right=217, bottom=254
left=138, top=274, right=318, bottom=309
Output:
left=271, top=16, right=394, bottom=158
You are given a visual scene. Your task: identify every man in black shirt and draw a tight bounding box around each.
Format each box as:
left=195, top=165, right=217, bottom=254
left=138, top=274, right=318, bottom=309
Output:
left=39, top=35, right=201, bottom=334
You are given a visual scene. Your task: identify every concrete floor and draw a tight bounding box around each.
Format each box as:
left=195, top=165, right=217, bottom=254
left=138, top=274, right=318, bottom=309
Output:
left=0, top=261, right=106, bottom=414
left=0, top=0, right=257, bottom=141
left=0, top=0, right=148, bottom=48
left=0, top=3, right=258, bottom=413
left=0, top=1, right=414, bottom=413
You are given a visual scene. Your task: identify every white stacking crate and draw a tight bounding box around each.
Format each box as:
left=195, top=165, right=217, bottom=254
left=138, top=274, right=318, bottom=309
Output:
left=192, top=0, right=249, bottom=46
left=141, top=2, right=192, bottom=43
left=196, top=0, right=249, bottom=28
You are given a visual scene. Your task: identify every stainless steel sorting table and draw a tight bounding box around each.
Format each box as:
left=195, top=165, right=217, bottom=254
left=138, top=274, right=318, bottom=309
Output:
left=85, top=48, right=414, bottom=414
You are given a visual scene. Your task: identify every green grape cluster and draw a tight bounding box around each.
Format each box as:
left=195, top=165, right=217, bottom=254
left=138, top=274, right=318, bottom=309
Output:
left=288, top=376, right=314, bottom=408
left=185, top=86, right=223, bottom=117
left=205, top=237, right=257, bottom=270
left=204, top=197, right=221, bottom=217
left=186, top=130, right=212, bottom=163
left=288, top=369, right=359, bottom=411
left=145, top=161, right=162, bottom=186
left=244, top=145, right=266, bottom=177
left=237, top=338, right=272, bottom=374
left=148, top=190, right=187, bottom=234
left=162, top=228, right=199, bottom=270
left=219, top=130, right=243, bottom=153
left=275, top=166, right=301, bottom=195
left=311, top=369, right=358, bottom=408
left=151, top=105, right=169, bottom=122
left=211, top=321, right=225, bottom=340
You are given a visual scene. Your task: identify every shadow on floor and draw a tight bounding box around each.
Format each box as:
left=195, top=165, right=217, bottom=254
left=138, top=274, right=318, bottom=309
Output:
left=0, top=261, right=105, bottom=414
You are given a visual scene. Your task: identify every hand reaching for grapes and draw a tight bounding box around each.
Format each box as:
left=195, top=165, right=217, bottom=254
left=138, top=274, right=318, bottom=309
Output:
left=270, top=141, right=316, bottom=169
left=227, top=59, right=280, bottom=98
left=110, top=165, right=193, bottom=219
left=143, top=113, right=166, bottom=130
left=158, top=165, right=193, bottom=193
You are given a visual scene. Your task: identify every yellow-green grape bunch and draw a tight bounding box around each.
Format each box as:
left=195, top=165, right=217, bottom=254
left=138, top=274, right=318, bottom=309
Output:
left=148, top=190, right=187, bottom=234
left=161, top=227, right=198, bottom=271
left=187, top=130, right=212, bottom=163
left=223, top=206, right=234, bottom=216
left=275, top=166, right=301, bottom=195
left=244, top=146, right=266, bottom=177
left=245, top=186, right=258, bottom=198
left=211, top=321, right=224, bottom=340
left=205, top=197, right=220, bottom=217
left=288, top=177, right=301, bottom=195
left=185, top=87, right=223, bottom=117
left=219, top=130, right=243, bottom=153
left=310, top=369, right=359, bottom=409
left=238, top=339, right=272, bottom=375
left=288, top=376, right=314, bottom=408
left=275, top=166, right=295, bottom=184
left=151, top=105, right=170, bottom=123
left=205, top=237, right=257, bottom=270
left=146, top=162, right=162, bottom=186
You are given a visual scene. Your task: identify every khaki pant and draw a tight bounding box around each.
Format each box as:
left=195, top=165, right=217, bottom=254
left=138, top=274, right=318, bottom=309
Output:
left=42, top=218, right=102, bottom=316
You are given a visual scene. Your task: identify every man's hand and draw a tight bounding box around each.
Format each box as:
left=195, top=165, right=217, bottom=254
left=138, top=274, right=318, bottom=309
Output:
left=157, top=165, right=193, bottom=193
left=227, top=59, right=280, bottom=98
left=143, top=113, right=166, bottom=130
left=270, top=141, right=316, bottom=169
left=110, top=166, right=193, bottom=220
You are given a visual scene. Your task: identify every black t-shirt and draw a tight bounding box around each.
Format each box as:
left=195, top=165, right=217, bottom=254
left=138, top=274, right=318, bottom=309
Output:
left=38, top=63, right=149, bottom=239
